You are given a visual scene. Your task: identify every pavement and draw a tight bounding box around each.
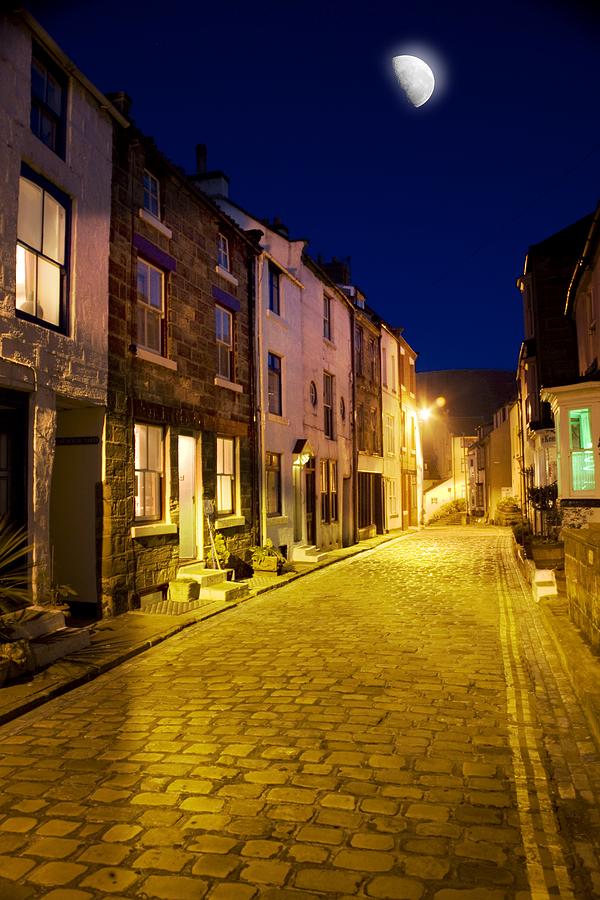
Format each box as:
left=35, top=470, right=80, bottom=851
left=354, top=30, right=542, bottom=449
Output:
left=1, top=525, right=599, bottom=755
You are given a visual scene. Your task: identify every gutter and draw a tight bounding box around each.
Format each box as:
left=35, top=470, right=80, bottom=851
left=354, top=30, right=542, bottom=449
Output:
left=565, top=201, right=600, bottom=316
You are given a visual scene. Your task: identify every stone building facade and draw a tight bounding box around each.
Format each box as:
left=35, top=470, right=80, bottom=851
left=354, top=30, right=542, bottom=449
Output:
left=0, top=11, right=122, bottom=604
left=102, top=114, right=259, bottom=616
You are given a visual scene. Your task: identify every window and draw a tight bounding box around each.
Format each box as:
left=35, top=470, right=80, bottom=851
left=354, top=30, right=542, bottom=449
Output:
left=391, top=354, right=397, bottom=392
left=31, top=45, right=66, bottom=157
left=218, top=233, right=230, bottom=271
left=268, top=264, right=280, bottom=314
left=340, top=396, right=346, bottom=421
left=323, top=295, right=332, bottom=340
left=320, top=460, right=338, bottom=523
left=143, top=170, right=160, bottom=218
left=357, top=405, right=365, bottom=451
left=266, top=452, right=281, bottom=516
left=382, top=346, right=388, bottom=388
left=216, top=305, right=233, bottom=380
left=137, top=259, right=164, bottom=354
left=216, top=436, right=235, bottom=515
left=369, top=339, right=377, bottom=383
left=384, top=414, right=395, bottom=454
left=135, top=423, right=164, bottom=521
left=569, top=408, right=595, bottom=491
left=323, top=372, right=334, bottom=439
left=16, top=172, right=68, bottom=330
left=268, top=353, right=282, bottom=415
left=355, top=326, right=364, bottom=375
left=310, top=381, right=318, bottom=407
left=387, top=478, right=398, bottom=517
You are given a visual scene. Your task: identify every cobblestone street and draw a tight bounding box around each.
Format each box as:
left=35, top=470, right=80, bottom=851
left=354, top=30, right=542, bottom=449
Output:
left=0, top=526, right=599, bottom=899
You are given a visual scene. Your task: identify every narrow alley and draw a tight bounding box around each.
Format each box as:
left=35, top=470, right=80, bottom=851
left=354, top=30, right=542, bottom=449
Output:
left=0, top=527, right=599, bottom=899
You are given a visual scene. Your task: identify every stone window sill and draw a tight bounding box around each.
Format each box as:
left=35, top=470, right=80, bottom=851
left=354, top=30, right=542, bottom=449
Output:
left=215, top=265, right=238, bottom=287
left=214, top=375, right=243, bottom=393
left=267, top=413, right=289, bottom=425
left=267, top=515, right=288, bottom=525
left=138, top=208, right=173, bottom=239
left=131, top=523, right=178, bottom=538
left=134, top=347, right=178, bottom=371
left=214, top=514, right=246, bottom=529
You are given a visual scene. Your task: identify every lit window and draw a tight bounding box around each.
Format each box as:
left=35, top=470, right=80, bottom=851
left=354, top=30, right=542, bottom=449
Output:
left=218, top=233, right=230, bottom=271
left=330, top=461, right=338, bottom=521
left=268, top=353, right=282, bottom=415
left=321, top=459, right=329, bottom=522
left=268, top=264, right=280, bottom=315
left=16, top=173, right=68, bottom=330
left=323, top=295, right=332, bottom=340
left=143, top=170, right=160, bottom=218
left=323, top=372, right=334, bottom=439
left=137, top=259, right=164, bottom=354
left=569, top=408, right=595, bottom=491
left=135, top=423, right=164, bottom=521
left=387, top=478, right=398, bottom=516
left=266, top=452, right=281, bottom=516
left=216, top=305, right=233, bottom=380
left=31, top=45, right=66, bottom=157
left=217, top=436, right=235, bottom=515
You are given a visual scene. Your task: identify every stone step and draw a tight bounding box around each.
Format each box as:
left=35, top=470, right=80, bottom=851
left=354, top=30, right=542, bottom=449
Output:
left=3, top=607, right=66, bottom=641
left=200, top=582, right=249, bottom=603
left=293, top=544, right=328, bottom=563
left=176, top=565, right=232, bottom=587
left=533, top=568, right=557, bottom=601
left=30, top=627, right=91, bottom=669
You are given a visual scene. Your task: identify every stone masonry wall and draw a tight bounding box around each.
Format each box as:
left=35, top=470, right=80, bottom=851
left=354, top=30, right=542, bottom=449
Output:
left=563, top=526, right=600, bottom=654
left=102, top=126, right=257, bottom=616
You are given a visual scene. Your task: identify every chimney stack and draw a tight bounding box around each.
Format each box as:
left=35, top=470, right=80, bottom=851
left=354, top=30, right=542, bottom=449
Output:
left=196, top=143, right=207, bottom=175
left=106, top=91, right=132, bottom=119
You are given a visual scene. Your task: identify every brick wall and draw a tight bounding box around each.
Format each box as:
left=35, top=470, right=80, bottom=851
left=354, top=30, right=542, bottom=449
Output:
left=563, top=526, right=600, bottom=654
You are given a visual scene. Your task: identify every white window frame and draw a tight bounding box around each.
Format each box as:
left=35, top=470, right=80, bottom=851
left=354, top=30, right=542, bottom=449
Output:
left=143, top=170, right=161, bottom=219
left=382, top=346, right=388, bottom=388
left=218, top=233, right=230, bottom=271
left=216, top=435, right=236, bottom=516
left=384, top=414, right=395, bottom=455
left=216, top=305, right=234, bottom=380
left=137, top=258, right=165, bottom=355
left=268, top=353, right=283, bottom=416
left=134, top=423, right=164, bottom=522
left=16, top=173, right=68, bottom=331
left=266, top=451, right=282, bottom=517
left=323, top=295, right=332, bottom=341
left=323, top=372, right=334, bottom=439
left=268, top=264, right=281, bottom=315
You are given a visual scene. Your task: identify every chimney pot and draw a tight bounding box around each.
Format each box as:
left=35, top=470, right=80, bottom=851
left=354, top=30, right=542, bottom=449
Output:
left=196, top=143, right=207, bottom=174
left=106, top=91, right=132, bottom=118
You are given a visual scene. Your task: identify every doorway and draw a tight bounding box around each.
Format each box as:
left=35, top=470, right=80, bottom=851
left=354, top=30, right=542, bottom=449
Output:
left=178, top=435, right=197, bottom=559
left=305, top=458, right=316, bottom=545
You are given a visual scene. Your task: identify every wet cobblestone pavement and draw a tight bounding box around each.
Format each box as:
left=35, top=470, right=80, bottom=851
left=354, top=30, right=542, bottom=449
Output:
left=0, top=526, right=599, bottom=898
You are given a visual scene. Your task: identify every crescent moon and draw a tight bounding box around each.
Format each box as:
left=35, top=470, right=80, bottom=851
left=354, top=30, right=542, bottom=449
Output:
left=392, top=55, right=435, bottom=107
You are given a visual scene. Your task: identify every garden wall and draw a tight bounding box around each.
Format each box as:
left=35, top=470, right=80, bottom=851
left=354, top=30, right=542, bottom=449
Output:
left=563, top=526, right=600, bottom=654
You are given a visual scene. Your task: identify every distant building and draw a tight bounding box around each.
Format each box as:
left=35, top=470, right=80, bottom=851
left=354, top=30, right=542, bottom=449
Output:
left=0, top=10, right=123, bottom=604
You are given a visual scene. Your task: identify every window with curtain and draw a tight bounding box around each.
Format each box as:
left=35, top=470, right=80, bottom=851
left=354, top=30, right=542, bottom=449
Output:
left=569, top=408, right=595, bottom=491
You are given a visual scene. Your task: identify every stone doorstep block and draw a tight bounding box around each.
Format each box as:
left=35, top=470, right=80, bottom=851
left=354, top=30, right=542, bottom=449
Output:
left=2, top=607, right=66, bottom=640
left=30, top=627, right=91, bottom=669
left=176, top=566, right=233, bottom=586
left=168, top=581, right=200, bottom=602
left=200, top=582, right=249, bottom=603
left=533, top=569, right=557, bottom=602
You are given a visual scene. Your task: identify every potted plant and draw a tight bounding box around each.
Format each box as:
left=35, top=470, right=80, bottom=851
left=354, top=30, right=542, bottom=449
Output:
left=250, top=539, right=286, bottom=575
left=0, top=517, right=35, bottom=685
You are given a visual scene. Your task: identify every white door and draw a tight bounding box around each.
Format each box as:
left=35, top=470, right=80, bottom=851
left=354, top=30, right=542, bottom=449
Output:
left=178, top=435, right=196, bottom=559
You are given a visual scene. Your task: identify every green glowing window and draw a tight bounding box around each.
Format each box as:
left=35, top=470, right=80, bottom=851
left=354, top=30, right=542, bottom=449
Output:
left=569, top=408, right=595, bottom=491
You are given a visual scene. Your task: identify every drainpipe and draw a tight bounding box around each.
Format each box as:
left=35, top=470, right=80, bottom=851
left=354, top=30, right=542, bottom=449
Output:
left=254, top=253, right=266, bottom=547
left=350, top=309, right=359, bottom=545
left=247, top=249, right=261, bottom=548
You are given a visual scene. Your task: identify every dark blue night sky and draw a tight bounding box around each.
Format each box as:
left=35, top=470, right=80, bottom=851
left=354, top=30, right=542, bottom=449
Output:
left=27, top=0, right=600, bottom=372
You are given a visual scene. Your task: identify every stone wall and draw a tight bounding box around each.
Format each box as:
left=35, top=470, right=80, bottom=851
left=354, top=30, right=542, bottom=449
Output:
left=563, top=526, right=600, bottom=654
left=102, top=126, right=258, bottom=616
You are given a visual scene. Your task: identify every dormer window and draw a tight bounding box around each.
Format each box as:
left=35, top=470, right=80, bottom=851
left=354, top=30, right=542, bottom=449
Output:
left=143, top=171, right=160, bottom=219
left=218, top=234, right=230, bottom=271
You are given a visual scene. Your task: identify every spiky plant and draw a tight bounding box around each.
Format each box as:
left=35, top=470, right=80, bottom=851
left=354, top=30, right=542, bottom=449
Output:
left=0, top=517, right=32, bottom=615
